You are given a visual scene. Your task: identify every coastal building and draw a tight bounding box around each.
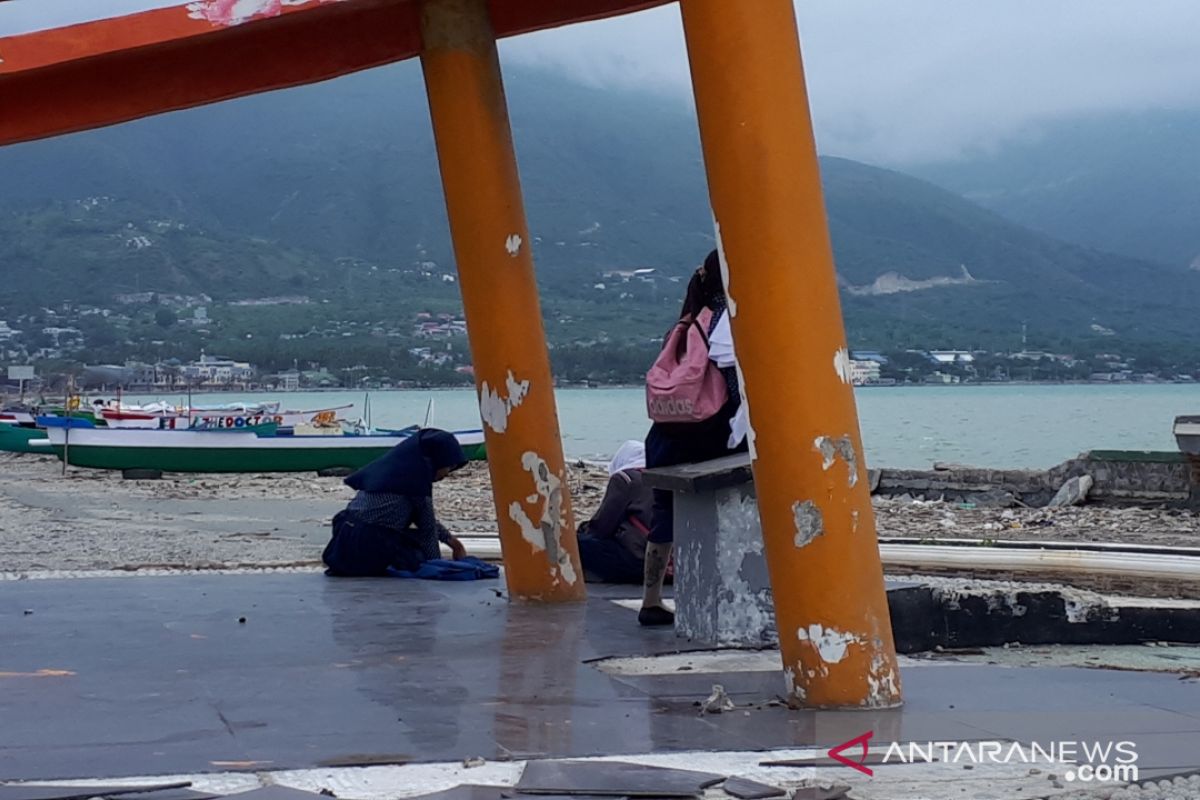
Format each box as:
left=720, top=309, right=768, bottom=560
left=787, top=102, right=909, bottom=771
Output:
left=261, top=369, right=301, bottom=392
left=927, top=350, right=975, bottom=365
left=413, top=317, right=467, bottom=338
left=850, top=350, right=888, bottom=364
left=849, top=359, right=881, bottom=385
left=42, top=326, right=83, bottom=346
left=181, top=352, right=255, bottom=388
left=127, top=361, right=168, bottom=387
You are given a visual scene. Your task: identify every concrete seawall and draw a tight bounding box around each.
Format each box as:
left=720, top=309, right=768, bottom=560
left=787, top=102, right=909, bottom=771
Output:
left=872, top=450, right=1194, bottom=507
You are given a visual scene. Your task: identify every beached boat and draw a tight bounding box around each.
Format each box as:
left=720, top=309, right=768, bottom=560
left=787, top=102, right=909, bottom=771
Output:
left=1174, top=415, right=1200, bottom=457
left=0, top=407, right=37, bottom=427
left=0, top=422, right=49, bottom=454
left=37, top=408, right=101, bottom=426
left=98, top=402, right=354, bottom=430
left=37, top=417, right=486, bottom=473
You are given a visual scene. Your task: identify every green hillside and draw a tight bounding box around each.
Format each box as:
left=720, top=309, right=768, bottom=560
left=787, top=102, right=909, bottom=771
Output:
left=0, top=199, right=327, bottom=307
left=913, top=109, right=1200, bottom=269
left=0, top=63, right=1197, bottom=365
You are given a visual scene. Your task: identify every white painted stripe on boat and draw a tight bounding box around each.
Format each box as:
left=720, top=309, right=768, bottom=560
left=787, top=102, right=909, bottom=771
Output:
left=45, top=429, right=412, bottom=450
left=1174, top=422, right=1200, bottom=436
left=44, top=428, right=484, bottom=450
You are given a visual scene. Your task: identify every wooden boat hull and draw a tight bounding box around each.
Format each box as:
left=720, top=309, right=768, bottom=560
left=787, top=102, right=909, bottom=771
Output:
left=40, top=425, right=486, bottom=472
left=0, top=422, right=49, bottom=454
left=1175, top=416, right=1200, bottom=456
left=0, top=411, right=36, bottom=426
left=40, top=409, right=100, bottom=425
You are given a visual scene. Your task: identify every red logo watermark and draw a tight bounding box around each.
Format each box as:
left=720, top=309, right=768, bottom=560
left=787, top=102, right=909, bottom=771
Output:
left=828, top=731, right=874, bottom=777
left=825, top=732, right=1139, bottom=784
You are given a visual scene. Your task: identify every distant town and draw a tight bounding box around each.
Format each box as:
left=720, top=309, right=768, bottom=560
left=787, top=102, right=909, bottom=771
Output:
left=0, top=288, right=1194, bottom=395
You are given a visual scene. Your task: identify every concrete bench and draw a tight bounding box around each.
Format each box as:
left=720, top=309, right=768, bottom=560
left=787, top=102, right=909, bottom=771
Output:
left=642, top=453, right=777, bottom=648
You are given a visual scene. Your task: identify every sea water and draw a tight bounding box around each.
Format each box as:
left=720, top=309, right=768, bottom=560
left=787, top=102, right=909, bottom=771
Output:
left=120, top=383, right=1199, bottom=470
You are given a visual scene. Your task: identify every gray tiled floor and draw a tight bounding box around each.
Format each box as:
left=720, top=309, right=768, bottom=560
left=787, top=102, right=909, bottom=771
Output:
left=2, top=575, right=1197, bottom=780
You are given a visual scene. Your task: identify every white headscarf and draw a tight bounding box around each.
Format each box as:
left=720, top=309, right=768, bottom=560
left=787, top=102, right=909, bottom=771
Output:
left=608, top=440, right=646, bottom=476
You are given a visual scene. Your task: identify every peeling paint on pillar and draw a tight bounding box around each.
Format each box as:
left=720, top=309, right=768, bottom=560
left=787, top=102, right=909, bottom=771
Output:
left=797, top=624, right=863, bottom=664
left=833, top=347, right=852, bottom=384
left=791, top=500, right=823, bottom=547
left=813, top=434, right=859, bottom=487
left=505, top=233, right=522, bottom=257
left=478, top=370, right=529, bottom=434
left=711, top=491, right=773, bottom=639
left=867, top=641, right=903, bottom=708
left=814, top=436, right=836, bottom=470
left=783, top=666, right=804, bottom=703
left=508, top=451, right=577, bottom=586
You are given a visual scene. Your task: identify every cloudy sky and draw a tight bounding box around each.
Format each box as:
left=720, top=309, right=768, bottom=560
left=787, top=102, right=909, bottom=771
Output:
left=3, top=0, right=1199, bottom=164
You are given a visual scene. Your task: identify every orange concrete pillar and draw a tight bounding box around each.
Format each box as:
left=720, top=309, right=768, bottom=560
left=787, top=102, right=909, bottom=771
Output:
left=680, top=0, right=902, bottom=708
left=420, top=0, right=584, bottom=601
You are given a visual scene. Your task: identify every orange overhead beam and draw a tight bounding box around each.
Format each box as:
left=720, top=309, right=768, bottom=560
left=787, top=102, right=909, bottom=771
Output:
left=0, top=0, right=670, bottom=147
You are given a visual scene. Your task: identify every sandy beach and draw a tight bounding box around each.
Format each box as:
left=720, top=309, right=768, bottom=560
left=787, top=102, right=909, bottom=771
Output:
left=0, top=453, right=1195, bottom=574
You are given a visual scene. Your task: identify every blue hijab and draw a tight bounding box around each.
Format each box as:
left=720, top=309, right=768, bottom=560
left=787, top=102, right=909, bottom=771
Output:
left=344, top=429, right=467, bottom=497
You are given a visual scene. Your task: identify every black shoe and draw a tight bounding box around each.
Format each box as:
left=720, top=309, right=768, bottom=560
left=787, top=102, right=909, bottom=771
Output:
left=638, top=605, right=675, bottom=627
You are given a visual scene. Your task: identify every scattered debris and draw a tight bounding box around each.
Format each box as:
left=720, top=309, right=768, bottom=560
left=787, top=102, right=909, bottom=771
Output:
left=1050, top=475, right=1094, bottom=507
left=722, top=776, right=786, bottom=799
left=873, top=496, right=1197, bottom=549
left=971, top=489, right=1018, bottom=508
left=791, top=784, right=852, bottom=800
left=699, top=684, right=736, bottom=714
left=516, top=759, right=725, bottom=797
left=2, top=453, right=1196, bottom=574
left=463, top=756, right=487, bottom=768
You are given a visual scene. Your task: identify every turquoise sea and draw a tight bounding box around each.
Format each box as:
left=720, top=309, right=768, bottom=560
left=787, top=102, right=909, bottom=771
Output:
left=120, top=383, right=1199, bottom=470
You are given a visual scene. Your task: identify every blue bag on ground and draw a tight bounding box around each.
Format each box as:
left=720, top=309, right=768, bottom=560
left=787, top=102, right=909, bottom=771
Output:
left=387, top=556, right=500, bottom=581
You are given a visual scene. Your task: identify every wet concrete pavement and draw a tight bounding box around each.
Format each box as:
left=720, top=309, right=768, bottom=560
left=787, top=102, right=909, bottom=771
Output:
left=2, top=575, right=1198, bottom=781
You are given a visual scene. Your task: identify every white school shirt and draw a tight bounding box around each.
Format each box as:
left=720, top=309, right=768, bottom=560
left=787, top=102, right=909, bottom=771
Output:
left=708, top=312, right=749, bottom=448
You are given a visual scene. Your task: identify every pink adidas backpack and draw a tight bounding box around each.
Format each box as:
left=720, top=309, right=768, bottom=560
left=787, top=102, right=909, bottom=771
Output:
left=646, top=308, right=727, bottom=424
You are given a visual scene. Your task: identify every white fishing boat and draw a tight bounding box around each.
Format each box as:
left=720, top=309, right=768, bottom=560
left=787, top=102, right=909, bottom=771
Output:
left=38, top=417, right=486, bottom=473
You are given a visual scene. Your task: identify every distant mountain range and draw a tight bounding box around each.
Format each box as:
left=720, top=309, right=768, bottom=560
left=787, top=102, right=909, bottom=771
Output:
left=913, top=109, right=1200, bottom=270
left=1, top=62, right=1198, bottom=353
